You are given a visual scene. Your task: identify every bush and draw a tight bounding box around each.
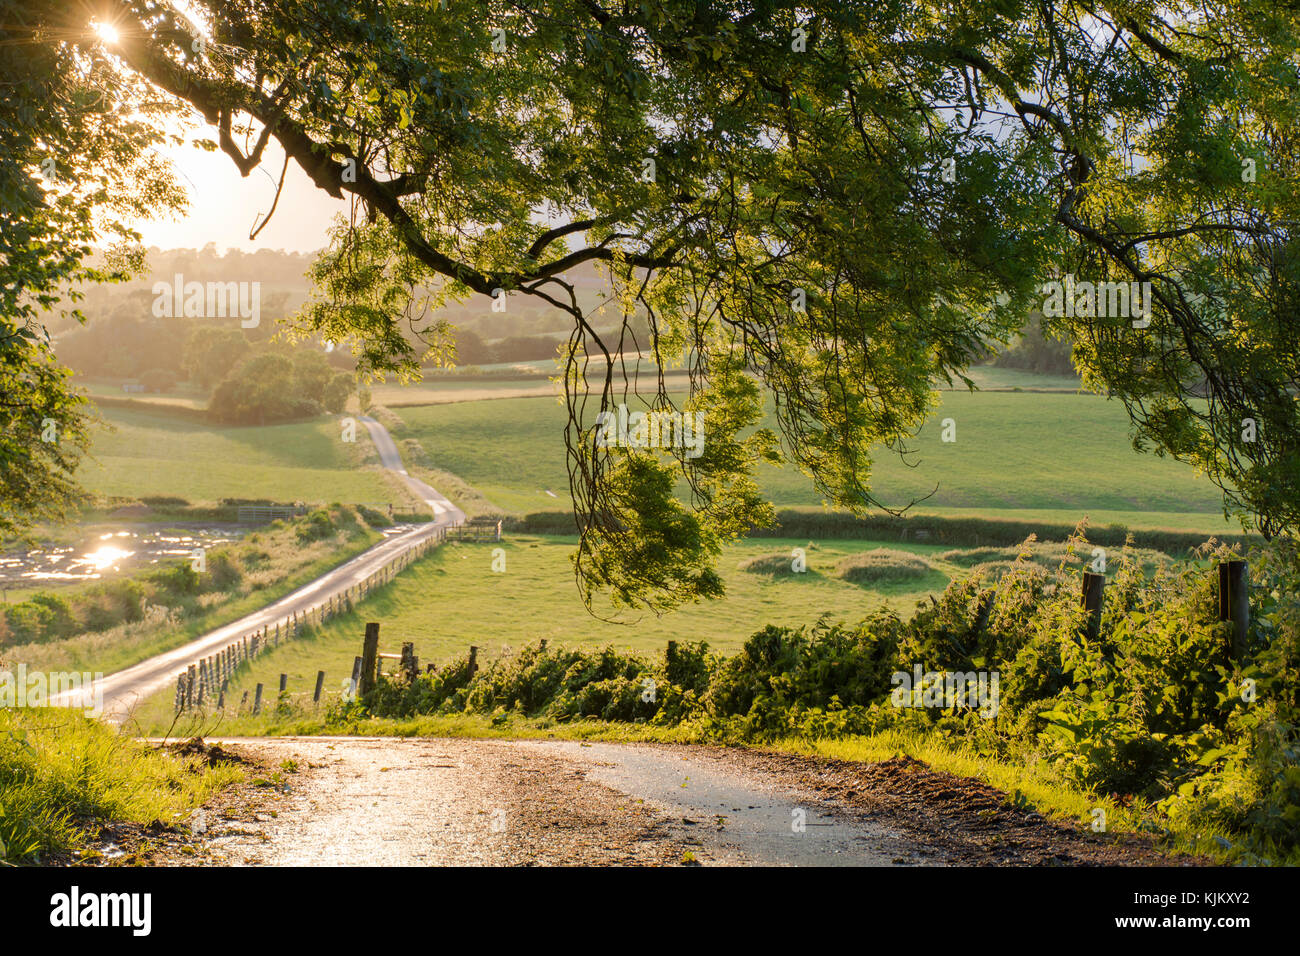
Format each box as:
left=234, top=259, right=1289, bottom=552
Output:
left=834, top=549, right=935, bottom=584
left=737, top=552, right=803, bottom=576
left=295, top=509, right=336, bottom=544
left=206, top=551, right=243, bottom=591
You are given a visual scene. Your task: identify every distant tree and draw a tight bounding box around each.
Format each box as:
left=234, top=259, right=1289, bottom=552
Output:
left=990, top=315, right=1076, bottom=378
left=183, top=326, right=252, bottom=389
left=207, top=348, right=351, bottom=423
left=446, top=328, right=492, bottom=367
left=208, top=353, right=320, bottom=425
left=321, top=372, right=353, bottom=414
left=290, top=350, right=335, bottom=403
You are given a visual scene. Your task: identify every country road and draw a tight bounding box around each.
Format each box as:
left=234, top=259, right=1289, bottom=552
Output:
left=48, top=417, right=1200, bottom=868
left=138, top=737, right=1195, bottom=867
left=55, top=416, right=464, bottom=723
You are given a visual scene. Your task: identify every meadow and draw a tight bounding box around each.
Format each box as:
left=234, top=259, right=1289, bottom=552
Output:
left=75, top=406, right=409, bottom=506
left=390, top=382, right=1231, bottom=527
left=134, top=533, right=967, bottom=730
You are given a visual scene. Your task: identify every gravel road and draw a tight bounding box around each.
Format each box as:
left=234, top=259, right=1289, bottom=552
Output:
left=141, top=737, right=1200, bottom=867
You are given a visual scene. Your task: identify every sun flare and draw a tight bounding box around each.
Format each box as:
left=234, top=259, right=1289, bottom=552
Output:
left=93, top=22, right=120, bottom=44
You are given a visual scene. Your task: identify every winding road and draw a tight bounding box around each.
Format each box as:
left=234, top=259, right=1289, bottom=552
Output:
left=56, top=416, right=464, bottom=723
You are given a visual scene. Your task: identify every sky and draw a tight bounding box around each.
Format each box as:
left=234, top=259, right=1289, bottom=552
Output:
left=130, top=134, right=348, bottom=254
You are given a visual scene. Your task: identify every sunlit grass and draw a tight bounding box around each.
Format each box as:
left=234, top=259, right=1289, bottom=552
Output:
left=0, top=708, right=241, bottom=863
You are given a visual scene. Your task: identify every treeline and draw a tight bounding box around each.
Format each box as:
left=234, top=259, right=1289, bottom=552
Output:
left=984, top=313, right=1076, bottom=377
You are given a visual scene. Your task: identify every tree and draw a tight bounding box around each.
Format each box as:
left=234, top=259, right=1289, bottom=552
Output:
left=7, top=0, right=1299, bottom=610
left=321, top=372, right=353, bottom=414
left=0, top=2, right=182, bottom=538
left=183, top=325, right=252, bottom=389
left=208, top=352, right=322, bottom=424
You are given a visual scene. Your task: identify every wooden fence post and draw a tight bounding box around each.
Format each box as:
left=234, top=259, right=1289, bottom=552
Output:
left=174, top=675, right=185, bottom=714
left=1218, top=560, right=1250, bottom=660
left=253, top=683, right=264, bottom=714
left=1081, top=571, right=1105, bottom=638
left=468, top=645, right=478, bottom=679
left=279, top=673, right=288, bottom=695
left=359, top=622, right=381, bottom=696
left=314, top=670, right=326, bottom=706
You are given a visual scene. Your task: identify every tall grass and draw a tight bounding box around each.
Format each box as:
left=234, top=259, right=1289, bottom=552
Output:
left=0, top=709, right=241, bottom=862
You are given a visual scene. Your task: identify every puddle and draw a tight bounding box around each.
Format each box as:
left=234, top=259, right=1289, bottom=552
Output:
left=523, top=741, right=937, bottom=866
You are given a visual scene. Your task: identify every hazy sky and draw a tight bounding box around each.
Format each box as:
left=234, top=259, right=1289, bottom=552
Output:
left=131, top=135, right=349, bottom=254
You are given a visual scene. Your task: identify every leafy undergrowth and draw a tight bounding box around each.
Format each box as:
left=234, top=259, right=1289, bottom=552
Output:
left=0, top=709, right=242, bottom=864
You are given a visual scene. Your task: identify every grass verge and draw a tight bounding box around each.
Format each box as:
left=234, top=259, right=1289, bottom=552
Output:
left=0, top=709, right=242, bottom=863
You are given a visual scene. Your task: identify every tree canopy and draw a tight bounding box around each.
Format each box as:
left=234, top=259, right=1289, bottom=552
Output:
left=4, top=0, right=1298, bottom=610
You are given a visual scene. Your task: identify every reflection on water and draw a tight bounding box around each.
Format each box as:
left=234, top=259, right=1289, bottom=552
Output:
left=0, top=527, right=242, bottom=586
left=81, top=545, right=134, bottom=572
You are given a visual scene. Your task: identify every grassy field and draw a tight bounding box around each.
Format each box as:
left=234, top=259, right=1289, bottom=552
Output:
left=76, top=379, right=209, bottom=409
left=76, top=406, right=408, bottom=506
left=133, top=533, right=962, bottom=730
left=370, top=363, right=1081, bottom=407
left=390, top=385, right=1231, bottom=527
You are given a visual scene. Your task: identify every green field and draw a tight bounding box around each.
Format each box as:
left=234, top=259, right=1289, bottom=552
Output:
left=391, top=385, right=1231, bottom=528
left=136, top=534, right=961, bottom=728
left=77, top=406, right=406, bottom=505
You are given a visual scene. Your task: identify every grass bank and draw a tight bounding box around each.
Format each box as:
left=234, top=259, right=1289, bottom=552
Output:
left=0, top=709, right=241, bottom=863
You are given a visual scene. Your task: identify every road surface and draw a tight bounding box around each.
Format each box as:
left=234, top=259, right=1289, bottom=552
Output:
left=134, top=737, right=1192, bottom=867
left=55, top=417, right=464, bottom=723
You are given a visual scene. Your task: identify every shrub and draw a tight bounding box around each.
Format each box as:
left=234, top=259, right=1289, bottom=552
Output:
left=834, top=549, right=935, bottom=584
left=737, top=552, right=803, bottom=576
left=295, top=509, right=336, bottom=544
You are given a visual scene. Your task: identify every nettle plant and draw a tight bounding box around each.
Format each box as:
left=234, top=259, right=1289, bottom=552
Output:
left=7, top=0, right=1299, bottom=609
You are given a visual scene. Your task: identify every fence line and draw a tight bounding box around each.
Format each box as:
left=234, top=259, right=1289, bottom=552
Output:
left=173, top=521, right=458, bottom=715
